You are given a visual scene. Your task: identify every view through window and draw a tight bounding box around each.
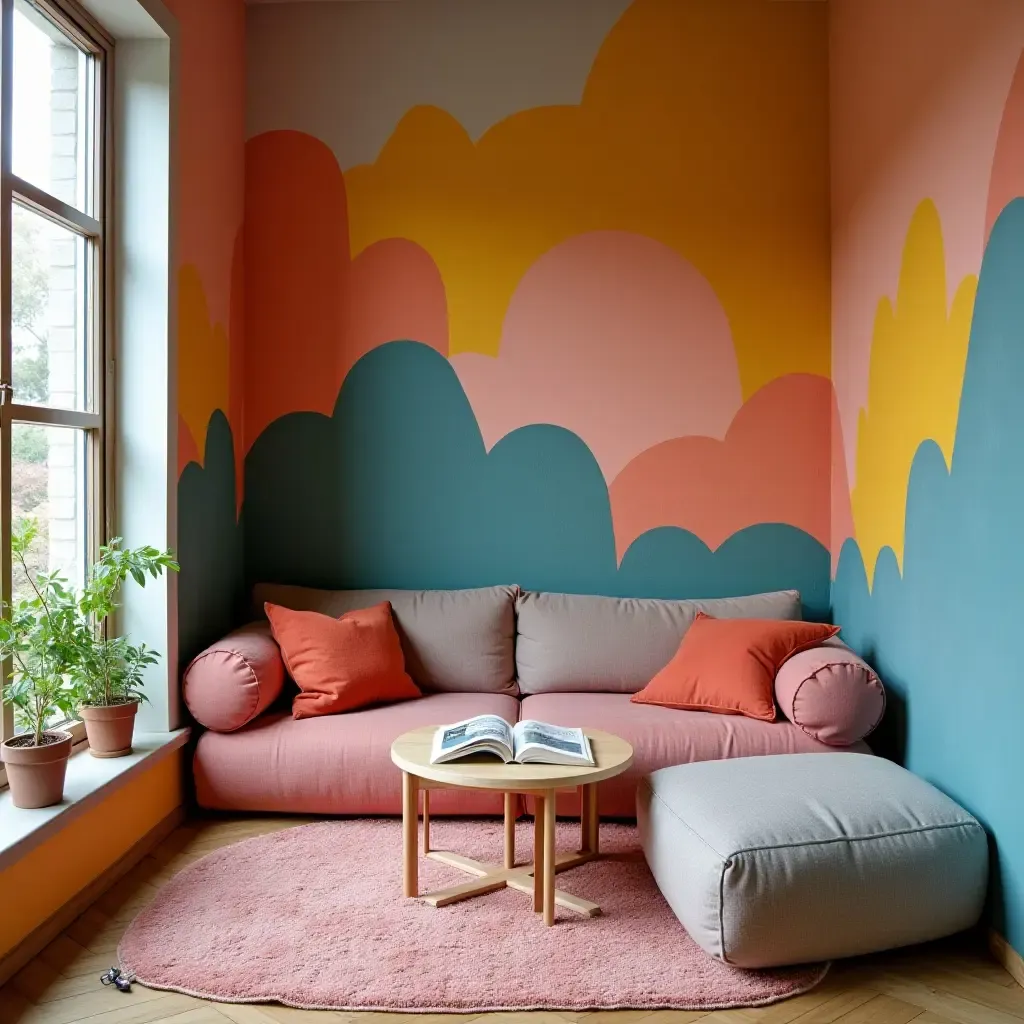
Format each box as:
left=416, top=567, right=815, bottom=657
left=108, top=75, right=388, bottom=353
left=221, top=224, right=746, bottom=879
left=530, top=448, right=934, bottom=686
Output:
left=1, top=0, right=107, bottom=747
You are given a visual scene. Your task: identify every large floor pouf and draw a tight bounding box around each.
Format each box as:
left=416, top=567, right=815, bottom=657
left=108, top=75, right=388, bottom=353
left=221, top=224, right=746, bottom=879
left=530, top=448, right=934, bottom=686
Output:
left=637, top=753, right=987, bottom=968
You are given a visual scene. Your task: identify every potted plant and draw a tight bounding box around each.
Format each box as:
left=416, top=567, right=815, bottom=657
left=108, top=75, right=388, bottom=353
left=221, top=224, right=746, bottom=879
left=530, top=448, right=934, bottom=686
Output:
left=71, top=536, right=178, bottom=757
left=0, top=521, right=81, bottom=808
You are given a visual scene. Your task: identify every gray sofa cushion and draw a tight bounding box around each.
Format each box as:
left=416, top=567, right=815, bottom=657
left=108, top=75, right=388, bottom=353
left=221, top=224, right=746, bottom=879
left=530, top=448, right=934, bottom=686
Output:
left=515, top=589, right=802, bottom=694
left=253, top=583, right=517, bottom=695
left=637, top=753, right=988, bottom=968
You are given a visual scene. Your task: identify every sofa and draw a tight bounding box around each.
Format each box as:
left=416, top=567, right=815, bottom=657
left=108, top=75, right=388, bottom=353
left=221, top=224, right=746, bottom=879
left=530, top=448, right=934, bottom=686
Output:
left=185, top=584, right=877, bottom=818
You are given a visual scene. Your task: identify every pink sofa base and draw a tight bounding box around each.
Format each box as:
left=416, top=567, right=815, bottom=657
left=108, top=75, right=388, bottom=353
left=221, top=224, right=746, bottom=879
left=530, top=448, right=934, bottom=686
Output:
left=195, top=691, right=868, bottom=818
left=194, top=692, right=519, bottom=816
left=519, top=692, right=869, bottom=816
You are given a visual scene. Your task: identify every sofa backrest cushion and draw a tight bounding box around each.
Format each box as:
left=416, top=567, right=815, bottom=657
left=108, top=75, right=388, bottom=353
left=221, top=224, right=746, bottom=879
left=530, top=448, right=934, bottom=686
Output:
left=515, top=590, right=803, bottom=694
left=253, top=583, right=518, bottom=695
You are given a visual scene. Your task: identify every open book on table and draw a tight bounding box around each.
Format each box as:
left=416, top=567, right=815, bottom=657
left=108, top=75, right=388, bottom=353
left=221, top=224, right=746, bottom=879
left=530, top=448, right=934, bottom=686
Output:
left=430, top=715, right=595, bottom=767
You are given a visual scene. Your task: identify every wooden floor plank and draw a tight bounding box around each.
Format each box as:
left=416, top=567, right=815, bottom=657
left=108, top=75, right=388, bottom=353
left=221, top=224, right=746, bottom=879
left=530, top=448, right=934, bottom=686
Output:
left=10, top=816, right=1022, bottom=1024
left=899, top=970, right=1024, bottom=1019
left=867, top=975, right=1023, bottom=1024
left=10, top=987, right=200, bottom=1024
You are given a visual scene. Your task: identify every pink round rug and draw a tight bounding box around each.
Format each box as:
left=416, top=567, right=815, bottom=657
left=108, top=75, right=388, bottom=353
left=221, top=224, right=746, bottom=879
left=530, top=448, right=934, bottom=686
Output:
left=119, top=819, right=828, bottom=1012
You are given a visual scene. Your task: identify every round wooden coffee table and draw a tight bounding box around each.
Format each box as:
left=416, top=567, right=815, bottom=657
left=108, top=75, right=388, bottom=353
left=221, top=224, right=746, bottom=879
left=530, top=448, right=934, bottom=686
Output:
left=390, top=727, right=633, bottom=926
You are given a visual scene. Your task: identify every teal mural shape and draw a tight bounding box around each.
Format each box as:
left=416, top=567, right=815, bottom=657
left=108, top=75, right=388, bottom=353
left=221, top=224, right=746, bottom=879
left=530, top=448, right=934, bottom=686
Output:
left=242, top=340, right=830, bottom=617
left=177, top=410, right=244, bottom=668
left=832, top=197, right=1024, bottom=950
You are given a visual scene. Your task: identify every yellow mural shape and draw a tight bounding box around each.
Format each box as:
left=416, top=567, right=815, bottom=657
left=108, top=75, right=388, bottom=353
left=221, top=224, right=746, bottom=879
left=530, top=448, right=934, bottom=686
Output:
left=344, top=0, right=830, bottom=397
left=178, top=264, right=230, bottom=462
left=851, top=199, right=976, bottom=582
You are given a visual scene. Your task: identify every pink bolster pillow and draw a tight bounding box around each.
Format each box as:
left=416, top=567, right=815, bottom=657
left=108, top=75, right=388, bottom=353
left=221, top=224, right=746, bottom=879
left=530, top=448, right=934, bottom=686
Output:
left=774, top=640, right=885, bottom=746
left=183, top=622, right=285, bottom=732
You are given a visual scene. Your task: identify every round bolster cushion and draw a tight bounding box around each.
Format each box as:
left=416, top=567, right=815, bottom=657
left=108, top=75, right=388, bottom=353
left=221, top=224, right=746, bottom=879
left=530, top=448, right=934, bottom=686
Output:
left=183, top=622, right=285, bottom=732
left=774, top=640, right=885, bottom=746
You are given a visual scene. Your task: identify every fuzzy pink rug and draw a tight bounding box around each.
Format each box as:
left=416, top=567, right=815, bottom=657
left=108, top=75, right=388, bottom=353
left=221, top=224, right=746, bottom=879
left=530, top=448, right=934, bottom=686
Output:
left=119, top=819, right=828, bottom=1012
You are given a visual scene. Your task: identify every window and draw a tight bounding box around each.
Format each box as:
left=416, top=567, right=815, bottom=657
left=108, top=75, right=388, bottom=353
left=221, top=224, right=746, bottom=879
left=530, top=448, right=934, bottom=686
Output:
left=1, top=0, right=110, bottom=756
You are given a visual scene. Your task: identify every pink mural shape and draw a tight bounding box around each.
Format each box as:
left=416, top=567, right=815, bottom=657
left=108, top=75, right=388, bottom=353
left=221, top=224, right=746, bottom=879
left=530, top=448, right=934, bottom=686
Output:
left=608, top=374, right=833, bottom=561
left=450, top=230, right=742, bottom=483
left=987, top=47, right=1024, bottom=239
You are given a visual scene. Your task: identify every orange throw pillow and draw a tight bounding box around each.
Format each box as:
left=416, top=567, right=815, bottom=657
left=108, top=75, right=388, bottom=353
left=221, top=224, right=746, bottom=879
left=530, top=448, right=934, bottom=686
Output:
left=265, top=601, right=421, bottom=719
left=630, top=613, right=840, bottom=722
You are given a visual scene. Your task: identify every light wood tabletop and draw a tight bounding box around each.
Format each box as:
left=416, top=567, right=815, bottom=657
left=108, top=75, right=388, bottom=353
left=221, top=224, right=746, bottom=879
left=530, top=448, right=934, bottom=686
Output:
left=390, top=726, right=633, bottom=926
left=390, top=726, right=633, bottom=791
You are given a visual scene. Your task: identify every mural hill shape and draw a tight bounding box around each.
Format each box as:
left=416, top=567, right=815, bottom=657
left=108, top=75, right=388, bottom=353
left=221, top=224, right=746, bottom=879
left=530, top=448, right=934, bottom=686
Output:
left=849, top=199, right=975, bottom=580
left=344, top=0, right=830, bottom=394
left=832, top=197, right=1024, bottom=952
left=240, top=341, right=829, bottom=619
left=609, top=372, right=833, bottom=560
left=177, top=410, right=244, bottom=668
left=450, top=229, right=742, bottom=484
left=244, top=130, right=448, bottom=454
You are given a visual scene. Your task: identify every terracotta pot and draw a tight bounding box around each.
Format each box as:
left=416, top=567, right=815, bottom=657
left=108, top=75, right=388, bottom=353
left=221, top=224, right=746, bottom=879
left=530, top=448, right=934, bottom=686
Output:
left=80, top=701, right=139, bottom=758
left=1, top=730, right=73, bottom=808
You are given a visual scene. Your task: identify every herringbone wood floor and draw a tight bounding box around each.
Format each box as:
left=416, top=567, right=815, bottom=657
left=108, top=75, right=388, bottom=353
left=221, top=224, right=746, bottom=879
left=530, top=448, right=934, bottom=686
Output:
left=2, top=816, right=1022, bottom=1024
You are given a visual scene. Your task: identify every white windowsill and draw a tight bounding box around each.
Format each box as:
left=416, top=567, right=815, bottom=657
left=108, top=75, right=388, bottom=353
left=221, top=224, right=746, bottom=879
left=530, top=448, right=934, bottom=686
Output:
left=0, top=729, right=189, bottom=871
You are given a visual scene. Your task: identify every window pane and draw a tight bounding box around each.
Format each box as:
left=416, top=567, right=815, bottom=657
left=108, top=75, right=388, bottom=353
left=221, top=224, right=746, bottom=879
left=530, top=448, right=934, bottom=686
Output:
left=12, top=0, right=93, bottom=215
left=10, top=423, right=89, bottom=604
left=12, top=203, right=92, bottom=411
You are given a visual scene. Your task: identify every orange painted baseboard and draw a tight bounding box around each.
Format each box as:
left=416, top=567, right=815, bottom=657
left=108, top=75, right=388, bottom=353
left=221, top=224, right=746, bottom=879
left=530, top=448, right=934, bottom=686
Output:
left=0, top=750, right=184, bottom=969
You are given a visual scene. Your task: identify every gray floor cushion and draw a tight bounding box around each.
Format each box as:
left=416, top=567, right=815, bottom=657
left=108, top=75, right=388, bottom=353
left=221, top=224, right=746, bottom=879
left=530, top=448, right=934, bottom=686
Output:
left=637, top=753, right=987, bottom=968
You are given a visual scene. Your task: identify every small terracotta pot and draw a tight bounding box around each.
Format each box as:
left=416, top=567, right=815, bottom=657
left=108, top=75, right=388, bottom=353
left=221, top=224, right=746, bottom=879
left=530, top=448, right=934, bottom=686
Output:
left=2, top=731, right=73, bottom=808
left=80, top=701, right=139, bottom=758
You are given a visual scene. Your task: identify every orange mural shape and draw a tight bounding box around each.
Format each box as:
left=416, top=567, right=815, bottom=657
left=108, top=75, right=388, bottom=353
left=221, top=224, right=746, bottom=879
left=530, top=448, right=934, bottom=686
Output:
left=244, top=130, right=448, bottom=452
left=177, top=414, right=201, bottom=477
left=346, top=238, right=448, bottom=362
left=608, top=374, right=833, bottom=562
left=228, top=227, right=245, bottom=504
left=245, top=130, right=348, bottom=451
left=987, top=46, right=1024, bottom=241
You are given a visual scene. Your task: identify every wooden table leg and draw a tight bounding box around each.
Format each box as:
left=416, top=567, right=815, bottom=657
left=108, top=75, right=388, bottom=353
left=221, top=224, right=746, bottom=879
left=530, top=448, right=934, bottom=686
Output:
left=422, top=788, right=431, bottom=855
left=402, top=771, right=419, bottom=897
left=543, top=788, right=556, bottom=925
left=585, top=783, right=599, bottom=855
left=580, top=784, right=591, bottom=853
left=533, top=795, right=545, bottom=912
left=504, top=793, right=516, bottom=868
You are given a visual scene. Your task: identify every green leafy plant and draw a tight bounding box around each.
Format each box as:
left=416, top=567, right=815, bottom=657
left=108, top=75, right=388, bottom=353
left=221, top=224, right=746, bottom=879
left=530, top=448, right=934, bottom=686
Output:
left=71, top=538, right=178, bottom=709
left=0, top=520, right=179, bottom=746
left=0, top=521, right=83, bottom=745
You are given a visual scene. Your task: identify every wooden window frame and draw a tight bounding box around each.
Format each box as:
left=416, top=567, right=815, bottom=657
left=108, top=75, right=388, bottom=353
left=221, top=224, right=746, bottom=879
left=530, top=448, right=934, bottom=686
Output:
left=0, top=0, right=113, bottom=784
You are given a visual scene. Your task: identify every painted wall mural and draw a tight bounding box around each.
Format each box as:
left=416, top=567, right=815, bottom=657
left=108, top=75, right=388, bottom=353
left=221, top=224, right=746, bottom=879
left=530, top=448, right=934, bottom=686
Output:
left=830, top=0, right=1024, bottom=951
left=222, top=0, right=833, bottom=617
left=169, top=0, right=246, bottom=665
left=168, top=0, right=1024, bottom=950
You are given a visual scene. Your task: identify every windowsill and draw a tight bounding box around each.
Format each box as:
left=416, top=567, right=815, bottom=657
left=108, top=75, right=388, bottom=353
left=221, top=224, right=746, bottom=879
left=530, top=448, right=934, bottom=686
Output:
left=0, top=728, right=189, bottom=871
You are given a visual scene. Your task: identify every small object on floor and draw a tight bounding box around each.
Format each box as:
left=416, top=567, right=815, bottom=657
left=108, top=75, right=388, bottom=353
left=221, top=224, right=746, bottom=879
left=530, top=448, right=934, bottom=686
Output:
left=100, top=966, right=135, bottom=992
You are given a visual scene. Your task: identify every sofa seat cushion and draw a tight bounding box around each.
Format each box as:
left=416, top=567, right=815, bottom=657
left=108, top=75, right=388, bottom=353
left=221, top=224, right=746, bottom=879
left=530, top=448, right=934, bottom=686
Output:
left=637, top=754, right=988, bottom=967
left=194, top=692, right=520, bottom=815
left=519, top=692, right=869, bottom=817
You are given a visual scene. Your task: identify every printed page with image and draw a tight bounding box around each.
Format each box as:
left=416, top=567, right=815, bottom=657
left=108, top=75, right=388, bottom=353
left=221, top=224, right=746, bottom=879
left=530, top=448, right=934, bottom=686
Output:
left=430, top=715, right=594, bottom=766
